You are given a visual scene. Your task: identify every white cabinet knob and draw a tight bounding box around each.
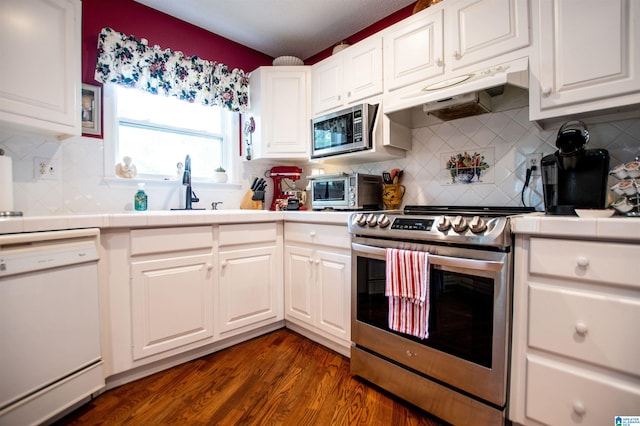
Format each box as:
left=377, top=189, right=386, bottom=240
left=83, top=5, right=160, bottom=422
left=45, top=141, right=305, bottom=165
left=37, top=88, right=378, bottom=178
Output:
left=221, top=260, right=228, bottom=268
left=314, top=259, right=320, bottom=265
left=309, top=231, right=316, bottom=237
left=573, top=401, right=586, bottom=416
left=575, top=322, right=588, bottom=335
left=542, top=86, right=552, bottom=96
left=437, top=58, right=444, bottom=67
left=207, top=263, right=214, bottom=271
left=453, top=51, right=461, bottom=60
left=308, top=258, right=314, bottom=264
left=576, top=257, right=589, bottom=268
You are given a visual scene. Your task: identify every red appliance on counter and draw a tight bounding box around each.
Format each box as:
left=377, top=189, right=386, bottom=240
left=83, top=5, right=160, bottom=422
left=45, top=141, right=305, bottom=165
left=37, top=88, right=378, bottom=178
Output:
left=268, top=166, right=303, bottom=211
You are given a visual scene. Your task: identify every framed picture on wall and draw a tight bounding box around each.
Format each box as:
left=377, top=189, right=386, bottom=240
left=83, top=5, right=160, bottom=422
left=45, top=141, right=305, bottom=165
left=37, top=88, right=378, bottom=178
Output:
left=81, top=84, right=101, bottom=136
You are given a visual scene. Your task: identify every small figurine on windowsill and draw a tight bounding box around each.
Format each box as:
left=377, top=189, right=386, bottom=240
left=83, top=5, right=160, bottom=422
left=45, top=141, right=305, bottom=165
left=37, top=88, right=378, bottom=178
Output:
left=116, top=156, right=137, bottom=178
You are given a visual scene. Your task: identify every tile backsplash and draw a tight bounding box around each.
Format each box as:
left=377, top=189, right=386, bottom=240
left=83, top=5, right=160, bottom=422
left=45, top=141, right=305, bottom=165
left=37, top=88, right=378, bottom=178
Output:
left=2, top=106, right=640, bottom=215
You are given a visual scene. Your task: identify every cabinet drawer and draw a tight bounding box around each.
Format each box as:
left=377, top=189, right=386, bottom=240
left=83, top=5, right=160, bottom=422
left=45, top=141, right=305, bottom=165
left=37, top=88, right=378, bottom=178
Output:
left=285, top=222, right=350, bottom=249
left=219, top=222, right=278, bottom=247
left=529, top=238, right=639, bottom=288
left=526, top=356, right=640, bottom=426
left=131, top=226, right=213, bottom=256
left=529, top=284, right=640, bottom=376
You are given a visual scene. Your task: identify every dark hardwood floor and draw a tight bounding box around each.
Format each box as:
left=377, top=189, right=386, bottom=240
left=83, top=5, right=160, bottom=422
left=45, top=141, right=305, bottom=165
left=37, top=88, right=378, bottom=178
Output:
left=54, top=329, right=448, bottom=425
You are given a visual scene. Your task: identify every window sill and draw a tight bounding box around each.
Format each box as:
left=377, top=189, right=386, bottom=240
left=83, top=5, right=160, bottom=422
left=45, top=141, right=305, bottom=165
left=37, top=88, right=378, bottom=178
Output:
left=103, top=176, right=242, bottom=189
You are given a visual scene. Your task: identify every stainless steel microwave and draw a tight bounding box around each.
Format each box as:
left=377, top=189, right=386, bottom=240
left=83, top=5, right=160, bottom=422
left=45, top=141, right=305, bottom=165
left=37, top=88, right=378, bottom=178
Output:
left=311, top=103, right=379, bottom=159
left=308, top=173, right=382, bottom=210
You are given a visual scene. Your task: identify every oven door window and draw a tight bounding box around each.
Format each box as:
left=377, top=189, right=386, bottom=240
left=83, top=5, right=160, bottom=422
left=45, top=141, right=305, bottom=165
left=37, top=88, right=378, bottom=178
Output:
left=312, top=180, right=345, bottom=201
left=356, top=256, right=494, bottom=368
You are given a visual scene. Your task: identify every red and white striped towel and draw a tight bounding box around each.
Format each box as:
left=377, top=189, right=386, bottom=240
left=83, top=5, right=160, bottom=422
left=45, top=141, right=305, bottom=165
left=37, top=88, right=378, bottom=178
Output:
left=385, top=248, right=430, bottom=339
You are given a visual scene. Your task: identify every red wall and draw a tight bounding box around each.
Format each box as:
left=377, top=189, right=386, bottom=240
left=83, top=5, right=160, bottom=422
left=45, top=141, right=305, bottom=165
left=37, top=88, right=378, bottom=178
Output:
left=304, top=4, right=415, bottom=65
left=81, top=0, right=274, bottom=85
left=82, top=0, right=416, bottom=84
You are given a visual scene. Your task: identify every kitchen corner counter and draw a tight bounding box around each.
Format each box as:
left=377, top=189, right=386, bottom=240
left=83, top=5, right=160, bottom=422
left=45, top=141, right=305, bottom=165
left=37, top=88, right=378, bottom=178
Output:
left=0, top=210, right=353, bottom=234
left=511, top=212, right=640, bottom=242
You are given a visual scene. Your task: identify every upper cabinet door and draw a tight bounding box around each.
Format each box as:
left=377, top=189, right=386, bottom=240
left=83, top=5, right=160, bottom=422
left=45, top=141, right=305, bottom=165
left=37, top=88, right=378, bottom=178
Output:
left=447, top=0, right=530, bottom=72
left=247, top=66, right=311, bottom=159
left=343, top=37, right=384, bottom=104
left=0, top=0, right=81, bottom=138
left=384, top=9, right=445, bottom=91
left=312, top=57, right=344, bottom=114
left=532, top=0, right=640, bottom=118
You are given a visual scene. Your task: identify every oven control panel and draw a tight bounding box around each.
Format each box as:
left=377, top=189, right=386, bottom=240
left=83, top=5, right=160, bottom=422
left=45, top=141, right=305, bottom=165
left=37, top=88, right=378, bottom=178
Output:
left=390, top=218, right=434, bottom=231
left=349, top=212, right=511, bottom=248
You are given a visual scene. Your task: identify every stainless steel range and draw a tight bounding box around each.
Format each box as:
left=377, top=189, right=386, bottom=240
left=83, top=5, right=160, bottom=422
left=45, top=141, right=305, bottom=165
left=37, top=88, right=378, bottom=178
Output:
left=348, top=205, right=533, bottom=426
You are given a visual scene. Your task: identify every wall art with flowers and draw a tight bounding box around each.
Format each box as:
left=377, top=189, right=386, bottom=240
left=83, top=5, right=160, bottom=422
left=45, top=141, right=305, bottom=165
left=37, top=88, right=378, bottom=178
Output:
left=440, top=148, right=495, bottom=185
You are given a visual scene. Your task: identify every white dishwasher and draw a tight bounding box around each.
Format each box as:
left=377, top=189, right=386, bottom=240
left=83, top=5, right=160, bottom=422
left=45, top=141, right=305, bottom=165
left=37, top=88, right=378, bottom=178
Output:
left=0, top=228, right=104, bottom=426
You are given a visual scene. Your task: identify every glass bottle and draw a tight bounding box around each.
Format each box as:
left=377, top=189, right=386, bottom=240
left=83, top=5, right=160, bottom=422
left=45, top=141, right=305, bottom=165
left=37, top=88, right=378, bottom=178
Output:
left=134, top=183, right=148, bottom=211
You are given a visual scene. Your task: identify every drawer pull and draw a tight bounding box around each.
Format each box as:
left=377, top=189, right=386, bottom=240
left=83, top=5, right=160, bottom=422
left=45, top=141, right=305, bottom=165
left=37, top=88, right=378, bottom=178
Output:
left=309, top=231, right=316, bottom=238
left=574, top=322, right=588, bottom=336
left=573, top=401, right=586, bottom=416
left=576, top=256, right=589, bottom=268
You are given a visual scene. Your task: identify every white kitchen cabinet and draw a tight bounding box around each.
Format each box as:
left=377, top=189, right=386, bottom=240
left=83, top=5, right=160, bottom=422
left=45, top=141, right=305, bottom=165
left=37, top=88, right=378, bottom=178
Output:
left=0, top=0, right=81, bottom=138
left=284, top=222, right=351, bottom=354
left=446, top=0, right=529, bottom=72
left=131, top=253, right=214, bottom=360
left=216, top=223, right=283, bottom=339
left=312, top=37, right=383, bottom=115
left=245, top=66, right=311, bottom=160
left=530, top=0, right=640, bottom=122
left=383, top=0, right=529, bottom=92
left=383, top=8, right=444, bottom=92
left=509, top=235, right=640, bottom=426
left=101, top=226, right=215, bottom=375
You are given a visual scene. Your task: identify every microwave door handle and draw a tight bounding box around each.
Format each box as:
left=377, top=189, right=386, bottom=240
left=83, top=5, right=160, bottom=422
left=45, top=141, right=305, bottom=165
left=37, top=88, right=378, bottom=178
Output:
left=351, top=243, right=504, bottom=272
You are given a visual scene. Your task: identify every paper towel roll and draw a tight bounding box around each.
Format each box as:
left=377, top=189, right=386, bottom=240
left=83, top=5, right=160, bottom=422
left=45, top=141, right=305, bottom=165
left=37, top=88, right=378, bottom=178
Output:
left=0, top=155, right=15, bottom=212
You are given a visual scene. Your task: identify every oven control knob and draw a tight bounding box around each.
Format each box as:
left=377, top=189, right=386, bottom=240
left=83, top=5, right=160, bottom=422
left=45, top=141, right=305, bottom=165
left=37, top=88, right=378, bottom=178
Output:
left=437, top=216, right=451, bottom=232
left=354, top=213, right=367, bottom=227
left=469, top=216, right=487, bottom=233
left=378, top=214, right=391, bottom=228
left=452, top=215, right=468, bottom=233
left=366, top=213, right=378, bottom=227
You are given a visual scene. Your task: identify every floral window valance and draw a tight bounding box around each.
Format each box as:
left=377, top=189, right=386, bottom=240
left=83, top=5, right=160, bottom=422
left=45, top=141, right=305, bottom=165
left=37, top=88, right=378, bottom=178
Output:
left=94, top=27, right=249, bottom=112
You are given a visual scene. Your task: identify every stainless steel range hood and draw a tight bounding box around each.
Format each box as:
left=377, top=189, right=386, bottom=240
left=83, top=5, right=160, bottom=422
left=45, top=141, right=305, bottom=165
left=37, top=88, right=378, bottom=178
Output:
left=385, top=57, right=529, bottom=128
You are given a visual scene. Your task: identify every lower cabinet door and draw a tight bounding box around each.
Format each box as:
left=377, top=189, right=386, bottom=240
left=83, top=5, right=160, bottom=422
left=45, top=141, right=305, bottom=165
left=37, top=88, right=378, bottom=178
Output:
left=284, top=245, right=315, bottom=325
left=130, top=254, right=214, bottom=360
left=217, top=245, right=281, bottom=337
left=315, top=249, right=351, bottom=340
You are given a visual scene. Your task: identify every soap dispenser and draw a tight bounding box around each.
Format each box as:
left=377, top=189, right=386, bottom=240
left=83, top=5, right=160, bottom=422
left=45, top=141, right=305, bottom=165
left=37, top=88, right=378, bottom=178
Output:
left=134, top=183, right=148, bottom=211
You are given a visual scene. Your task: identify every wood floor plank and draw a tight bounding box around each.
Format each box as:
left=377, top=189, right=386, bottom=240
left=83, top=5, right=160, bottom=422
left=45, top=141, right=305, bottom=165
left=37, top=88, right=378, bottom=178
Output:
left=54, top=329, right=447, bottom=425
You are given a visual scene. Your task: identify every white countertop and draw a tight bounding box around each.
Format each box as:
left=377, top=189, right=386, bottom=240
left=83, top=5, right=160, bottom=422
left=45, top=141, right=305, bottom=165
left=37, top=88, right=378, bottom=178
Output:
left=0, top=210, right=353, bottom=234
left=511, top=212, right=640, bottom=242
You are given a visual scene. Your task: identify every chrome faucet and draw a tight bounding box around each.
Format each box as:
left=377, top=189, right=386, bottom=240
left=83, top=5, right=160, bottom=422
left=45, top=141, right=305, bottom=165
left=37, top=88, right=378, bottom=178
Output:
left=182, top=154, right=199, bottom=209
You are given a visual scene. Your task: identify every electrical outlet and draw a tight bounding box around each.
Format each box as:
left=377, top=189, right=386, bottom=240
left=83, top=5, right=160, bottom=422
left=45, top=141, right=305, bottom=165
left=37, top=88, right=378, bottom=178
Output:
left=34, top=157, right=60, bottom=180
left=525, top=153, right=542, bottom=177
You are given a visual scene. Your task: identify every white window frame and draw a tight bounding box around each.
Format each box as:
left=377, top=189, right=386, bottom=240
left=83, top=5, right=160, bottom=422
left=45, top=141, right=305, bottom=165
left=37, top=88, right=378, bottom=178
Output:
left=102, top=84, right=240, bottom=184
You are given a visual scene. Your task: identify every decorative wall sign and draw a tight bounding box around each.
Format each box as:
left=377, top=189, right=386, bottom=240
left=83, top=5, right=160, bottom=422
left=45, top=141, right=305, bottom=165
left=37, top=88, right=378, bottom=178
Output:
left=441, top=148, right=495, bottom=185
left=81, top=84, right=101, bottom=136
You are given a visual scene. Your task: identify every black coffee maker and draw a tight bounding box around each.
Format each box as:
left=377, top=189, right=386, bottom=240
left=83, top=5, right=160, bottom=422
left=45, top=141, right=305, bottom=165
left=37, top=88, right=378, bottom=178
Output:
left=541, top=120, right=610, bottom=215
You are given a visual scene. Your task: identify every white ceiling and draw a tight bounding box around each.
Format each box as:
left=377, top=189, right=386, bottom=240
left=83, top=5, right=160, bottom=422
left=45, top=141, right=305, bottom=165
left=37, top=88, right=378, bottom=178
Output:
left=134, top=0, right=416, bottom=60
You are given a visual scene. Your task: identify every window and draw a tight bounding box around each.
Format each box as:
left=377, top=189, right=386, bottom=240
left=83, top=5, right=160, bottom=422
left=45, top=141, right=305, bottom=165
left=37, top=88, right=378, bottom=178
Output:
left=107, top=85, right=233, bottom=180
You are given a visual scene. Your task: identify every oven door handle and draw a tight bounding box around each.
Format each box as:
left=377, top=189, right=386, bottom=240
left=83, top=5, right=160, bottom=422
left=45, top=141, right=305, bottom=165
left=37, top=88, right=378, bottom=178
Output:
left=351, top=243, right=504, bottom=272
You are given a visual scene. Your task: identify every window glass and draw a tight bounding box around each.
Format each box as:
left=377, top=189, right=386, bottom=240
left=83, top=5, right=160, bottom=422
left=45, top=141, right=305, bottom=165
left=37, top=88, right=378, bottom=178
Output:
left=114, top=85, right=226, bottom=179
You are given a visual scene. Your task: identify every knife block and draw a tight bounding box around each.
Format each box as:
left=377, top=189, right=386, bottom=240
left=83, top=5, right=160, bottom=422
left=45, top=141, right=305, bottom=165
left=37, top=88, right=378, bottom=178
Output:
left=240, top=190, right=263, bottom=210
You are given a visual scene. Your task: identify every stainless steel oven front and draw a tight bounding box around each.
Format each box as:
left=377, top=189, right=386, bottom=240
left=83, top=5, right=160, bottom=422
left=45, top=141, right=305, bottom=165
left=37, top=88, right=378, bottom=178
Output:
left=350, top=226, right=514, bottom=425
